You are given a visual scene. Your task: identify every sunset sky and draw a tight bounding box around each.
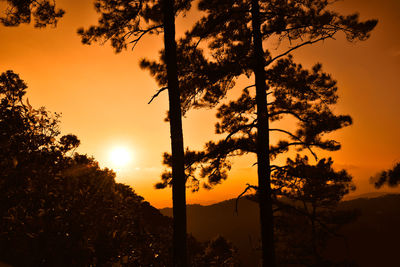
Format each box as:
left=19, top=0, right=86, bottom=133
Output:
left=1, top=0, right=399, bottom=208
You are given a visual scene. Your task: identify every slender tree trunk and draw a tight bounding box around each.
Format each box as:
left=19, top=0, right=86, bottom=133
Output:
left=162, top=0, right=187, bottom=266
left=251, top=0, right=276, bottom=266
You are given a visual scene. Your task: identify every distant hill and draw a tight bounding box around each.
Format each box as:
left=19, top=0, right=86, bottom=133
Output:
left=161, top=199, right=261, bottom=266
left=330, top=194, right=400, bottom=267
left=160, top=193, right=400, bottom=266
left=342, top=191, right=392, bottom=201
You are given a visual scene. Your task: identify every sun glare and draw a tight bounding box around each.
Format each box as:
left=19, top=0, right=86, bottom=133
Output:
left=108, top=146, right=133, bottom=170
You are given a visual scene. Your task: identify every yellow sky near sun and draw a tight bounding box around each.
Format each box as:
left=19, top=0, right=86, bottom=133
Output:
left=0, top=0, right=399, bottom=208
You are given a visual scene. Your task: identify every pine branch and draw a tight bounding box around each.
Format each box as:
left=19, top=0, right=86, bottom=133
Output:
left=267, top=34, right=334, bottom=65
left=235, top=183, right=258, bottom=214
left=148, top=87, right=168, bottom=104
left=129, top=24, right=164, bottom=51
left=269, top=110, right=308, bottom=123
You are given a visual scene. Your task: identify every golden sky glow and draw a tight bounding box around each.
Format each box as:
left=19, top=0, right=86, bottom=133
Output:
left=1, top=0, right=399, bottom=208
left=108, top=146, right=133, bottom=171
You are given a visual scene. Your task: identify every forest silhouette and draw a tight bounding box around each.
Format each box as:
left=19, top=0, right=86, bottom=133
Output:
left=1, top=0, right=398, bottom=267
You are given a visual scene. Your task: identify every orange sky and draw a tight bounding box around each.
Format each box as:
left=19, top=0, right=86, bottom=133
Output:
left=1, top=0, right=399, bottom=208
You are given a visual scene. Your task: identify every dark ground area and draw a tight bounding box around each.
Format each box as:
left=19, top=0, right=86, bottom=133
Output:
left=161, top=193, right=400, bottom=266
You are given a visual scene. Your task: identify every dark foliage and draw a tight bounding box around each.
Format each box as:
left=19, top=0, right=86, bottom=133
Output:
left=150, top=2, right=376, bottom=266
left=273, top=156, right=355, bottom=206
left=140, top=38, right=237, bottom=114
left=77, top=0, right=192, bottom=53
left=372, top=162, right=400, bottom=188
left=164, top=194, right=400, bottom=267
left=0, top=71, right=243, bottom=266
left=272, top=155, right=357, bottom=266
left=150, top=0, right=377, bottom=192
left=0, top=0, right=64, bottom=27
left=189, top=235, right=241, bottom=267
left=0, top=71, right=173, bottom=266
left=157, top=56, right=352, bottom=192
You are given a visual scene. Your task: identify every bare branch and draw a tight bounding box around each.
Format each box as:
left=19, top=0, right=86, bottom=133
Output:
left=267, top=34, right=334, bottom=65
left=270, top=128, right=318, bottom=160
left=235, top=183, right=258, bottom=214
left=130, top=24, right=164, bottom=51
left=271, top=165, right=284, bottom=171
left=193, top=36, right=204, bottom=49
left=148, top=86, right=168, bottom=104
left=270, top=110, right=308, bottom=123
left=243, top=84, right=256, bottom=91
left=224, top=121, right=257, bottom=142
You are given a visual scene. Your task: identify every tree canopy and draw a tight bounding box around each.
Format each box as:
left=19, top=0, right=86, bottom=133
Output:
left=0, top=69, right=241, bottom=266
left=157, top=56, right=352, bottom=192
left=77, top=0, right=192, bottom=53
left=0, top=70, right=173, bottom=266
left=373, top=162, right=400, bottom=188
left=146, top=1, right=376, bottom=266
left=0, top=0, right=64, bottom=27
left=272, top=155, right=357, bottom=266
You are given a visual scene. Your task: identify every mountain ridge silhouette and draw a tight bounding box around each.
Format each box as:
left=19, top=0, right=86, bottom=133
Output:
left=160, top=193, right=400, bottom=266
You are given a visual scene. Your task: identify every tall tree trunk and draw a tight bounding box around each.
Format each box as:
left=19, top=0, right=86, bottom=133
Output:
left=251, top=0, right=276, bottom=266
left=162, top=0, right=187, bottom=266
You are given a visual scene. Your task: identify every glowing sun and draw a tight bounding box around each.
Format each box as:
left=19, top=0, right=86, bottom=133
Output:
left=108, top=146, right=133, bottom=170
